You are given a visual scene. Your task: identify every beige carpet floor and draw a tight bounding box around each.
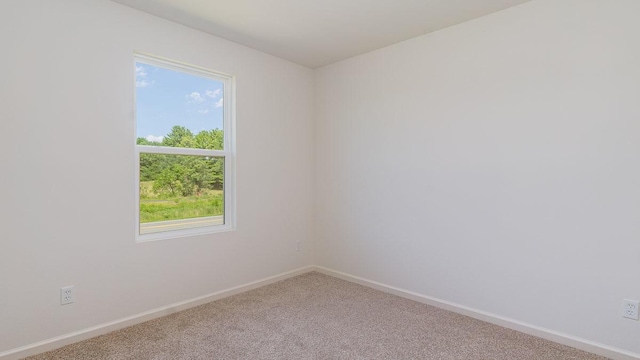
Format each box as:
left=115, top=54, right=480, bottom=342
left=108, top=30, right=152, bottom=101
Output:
left=27, top=272, right=607, bottom=360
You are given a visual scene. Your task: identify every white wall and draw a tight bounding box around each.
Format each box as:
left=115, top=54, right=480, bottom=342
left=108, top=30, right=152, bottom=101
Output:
left=3, top=0, right=640, bottom=356
left=0, top=0, right=314, bottom=353
left=315, top=0, right=640, bottom=355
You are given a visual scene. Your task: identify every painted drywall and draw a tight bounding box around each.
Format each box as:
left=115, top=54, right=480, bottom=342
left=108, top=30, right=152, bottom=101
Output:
left=314, top=0, right=640, bottom=354
left=0, top=0, right=313, bottom=353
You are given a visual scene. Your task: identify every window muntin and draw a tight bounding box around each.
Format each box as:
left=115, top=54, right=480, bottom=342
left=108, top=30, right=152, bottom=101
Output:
left=134, top=54, right=234, bottom=241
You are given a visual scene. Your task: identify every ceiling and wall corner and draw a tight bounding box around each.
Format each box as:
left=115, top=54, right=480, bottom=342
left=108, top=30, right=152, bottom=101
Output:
left=110, top=0, right=532, bottom=68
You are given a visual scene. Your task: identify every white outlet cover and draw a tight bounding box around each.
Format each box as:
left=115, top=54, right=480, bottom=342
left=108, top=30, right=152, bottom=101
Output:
left=60, top=286, right=75, bottom=305
left=622, top=299, right=639, bottom=320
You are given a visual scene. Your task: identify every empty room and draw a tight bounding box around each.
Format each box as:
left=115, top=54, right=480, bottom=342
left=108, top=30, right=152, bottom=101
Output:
left=1, top=0, right=639, bottom=359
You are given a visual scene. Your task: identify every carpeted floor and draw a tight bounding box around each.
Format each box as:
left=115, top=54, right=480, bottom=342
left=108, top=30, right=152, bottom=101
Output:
left=27, top=272, right=607, bottom=359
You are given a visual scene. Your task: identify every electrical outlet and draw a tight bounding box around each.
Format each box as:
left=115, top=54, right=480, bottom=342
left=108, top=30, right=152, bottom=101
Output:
left=622, top=299, right=639, bottom=320
left=60, top=286, right=75, bottom=305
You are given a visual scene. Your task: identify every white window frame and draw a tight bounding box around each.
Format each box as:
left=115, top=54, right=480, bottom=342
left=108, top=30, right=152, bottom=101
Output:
left=134, top=53, right=236, bottom=242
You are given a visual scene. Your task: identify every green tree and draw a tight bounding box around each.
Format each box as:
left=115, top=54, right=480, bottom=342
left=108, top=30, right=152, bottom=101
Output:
left=140, top=127, right=225, bottom=196
left=152, top=164, right=186, bottom=196
left=162, top=126, right=194, bottom=148
left=209, top=158, right=224, bottom=190
left=136, top=137, right=161, bottom=146
left=140, top=153, right=169, bottom=181
left=194, top=129, right=224, bottom=150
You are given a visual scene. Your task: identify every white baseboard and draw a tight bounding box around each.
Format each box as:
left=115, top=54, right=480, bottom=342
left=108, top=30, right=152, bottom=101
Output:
left=0, top=266, right=315, bottom=360
left=4, top=265, right=638, bottom=360
left=312, top=266, right=640, bottom=360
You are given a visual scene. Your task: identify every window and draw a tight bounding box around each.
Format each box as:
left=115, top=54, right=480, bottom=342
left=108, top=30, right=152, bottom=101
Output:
left=134, top=53, right=235, bottom=241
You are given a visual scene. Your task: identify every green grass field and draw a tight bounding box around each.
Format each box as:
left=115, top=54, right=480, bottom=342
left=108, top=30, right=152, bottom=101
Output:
left=139, top=181, right=223, bottom=223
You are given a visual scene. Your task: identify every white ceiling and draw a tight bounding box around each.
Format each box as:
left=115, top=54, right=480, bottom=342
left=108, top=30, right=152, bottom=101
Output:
left=112, top=0, right=531, bottom=69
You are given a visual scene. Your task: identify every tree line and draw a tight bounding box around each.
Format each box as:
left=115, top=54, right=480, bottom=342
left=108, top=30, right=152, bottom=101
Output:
left=138, top=126, right=224, bottom=198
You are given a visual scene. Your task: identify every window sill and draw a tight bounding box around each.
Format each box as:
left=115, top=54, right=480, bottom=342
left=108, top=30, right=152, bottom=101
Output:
left=135, top=220, right=234, bottom=243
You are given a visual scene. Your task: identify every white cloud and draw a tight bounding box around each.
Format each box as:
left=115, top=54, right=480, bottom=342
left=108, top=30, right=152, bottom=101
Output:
left=136, top=80, right=150, bottom=88
left=145, top=135, right=164, bottom=143
left=135, top=65, right=153, bottom=87
left=206, top=89, right=221, bottom=98
left=188, top=92, right=204, bottom=103
left=135, top=65, right=147, bottom=77
left=187, top=90, right=222, bottom=108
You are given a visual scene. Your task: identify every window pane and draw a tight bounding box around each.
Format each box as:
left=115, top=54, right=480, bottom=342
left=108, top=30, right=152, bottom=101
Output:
left=136, top=61, right=224, bottom=150
left=139, top=154, right=225, bottom=235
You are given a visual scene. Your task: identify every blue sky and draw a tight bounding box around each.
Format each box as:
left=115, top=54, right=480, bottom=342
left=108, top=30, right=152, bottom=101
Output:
left=135, top=61, right=224, bottom=142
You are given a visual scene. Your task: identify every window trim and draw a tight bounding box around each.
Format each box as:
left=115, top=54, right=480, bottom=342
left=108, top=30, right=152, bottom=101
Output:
left=133, top=52, right=236, bottom=243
